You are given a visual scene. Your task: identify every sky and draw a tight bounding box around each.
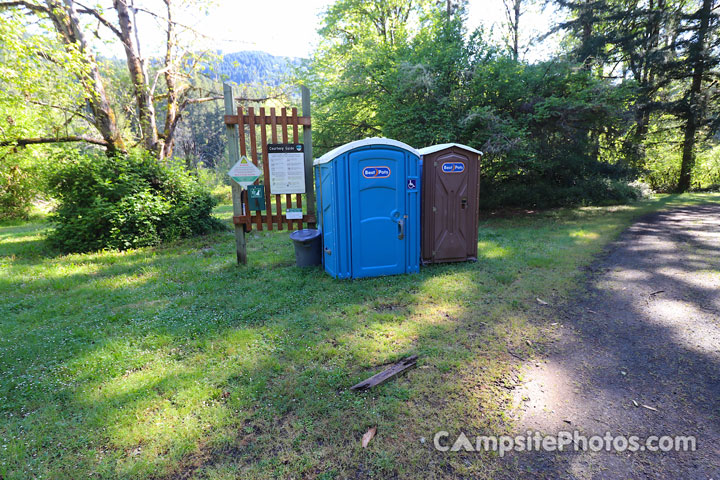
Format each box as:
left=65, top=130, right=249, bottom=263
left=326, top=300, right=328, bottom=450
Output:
left=111, top=0, right=559, bottom=61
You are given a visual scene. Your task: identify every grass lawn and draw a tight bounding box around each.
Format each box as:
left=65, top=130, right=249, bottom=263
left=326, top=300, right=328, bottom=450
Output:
left=1, top=193, right=719, bottom=479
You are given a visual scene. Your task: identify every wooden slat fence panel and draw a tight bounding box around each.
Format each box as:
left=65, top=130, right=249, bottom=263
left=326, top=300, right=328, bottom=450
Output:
left=226, top=99, right=315, bottom=231
left=280, top=108, right=292, bottom=230
left=270, top=108, right=282, bottom=231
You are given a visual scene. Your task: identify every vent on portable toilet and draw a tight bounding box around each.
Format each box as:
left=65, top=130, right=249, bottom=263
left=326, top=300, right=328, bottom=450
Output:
left=418, top=143, right=483, bottom=264
left=314, top=138, right=421, bottom=279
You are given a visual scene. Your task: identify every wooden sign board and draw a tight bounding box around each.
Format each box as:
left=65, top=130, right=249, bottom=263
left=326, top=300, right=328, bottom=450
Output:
left=223, top=84, right=316, bottom=265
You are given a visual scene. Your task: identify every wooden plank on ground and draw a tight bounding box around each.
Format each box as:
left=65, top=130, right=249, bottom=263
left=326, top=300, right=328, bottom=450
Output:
left=350, top=355, right=418, bottom=391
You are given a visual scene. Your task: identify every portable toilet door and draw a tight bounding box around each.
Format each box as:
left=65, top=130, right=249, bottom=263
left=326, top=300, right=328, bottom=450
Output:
left=419, top=143, right=482, bottom=264
left=314, top=138, right=421, bottom=279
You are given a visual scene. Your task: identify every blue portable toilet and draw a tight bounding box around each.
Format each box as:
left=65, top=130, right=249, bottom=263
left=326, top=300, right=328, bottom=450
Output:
left=314, top=138, right=421, bottom=279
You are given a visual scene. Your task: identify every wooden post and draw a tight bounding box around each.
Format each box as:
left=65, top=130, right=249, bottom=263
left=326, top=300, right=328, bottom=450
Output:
left=301, top=86, right=316, bottom=227
left=224, top=83, right=247, bottom=265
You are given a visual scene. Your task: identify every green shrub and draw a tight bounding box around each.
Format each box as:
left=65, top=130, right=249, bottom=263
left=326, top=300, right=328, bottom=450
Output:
left=0, top=152, right=38, bottom=220
left=643, top=139, right=682, bottom=193
left=46, top=150, right=226, bottom=252
left=692, top=144, right=720, bottom=190
left=479, top=177, right=642, bottom=210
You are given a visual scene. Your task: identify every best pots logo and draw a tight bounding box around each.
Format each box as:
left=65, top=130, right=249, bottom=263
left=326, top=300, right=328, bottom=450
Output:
left=441, top=162, right=465, bottom=173
left=362, top=166, right=391, bottom=178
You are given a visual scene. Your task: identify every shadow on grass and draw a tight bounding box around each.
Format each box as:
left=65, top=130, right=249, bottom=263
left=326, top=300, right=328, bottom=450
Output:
left=1, top=193, right=719, bottom=479
left=1, top=209, right=544, bottom=479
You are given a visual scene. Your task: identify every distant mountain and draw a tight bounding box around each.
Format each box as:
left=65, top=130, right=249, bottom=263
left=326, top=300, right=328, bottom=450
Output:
left=207, top=51, right=302, bottom=86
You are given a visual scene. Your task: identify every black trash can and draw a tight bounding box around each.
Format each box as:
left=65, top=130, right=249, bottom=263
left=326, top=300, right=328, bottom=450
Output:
left=289, top=229, right=322, bottom=267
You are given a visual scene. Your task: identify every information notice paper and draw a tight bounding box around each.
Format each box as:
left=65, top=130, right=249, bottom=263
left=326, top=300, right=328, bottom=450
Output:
left=268, top=144, right=306, bottom=195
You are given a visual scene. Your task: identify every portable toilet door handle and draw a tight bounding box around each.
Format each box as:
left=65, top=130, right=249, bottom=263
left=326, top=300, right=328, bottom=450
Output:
left=390, top=210, right=404, bottom=240
left=461, top=197, right=468, bottom=209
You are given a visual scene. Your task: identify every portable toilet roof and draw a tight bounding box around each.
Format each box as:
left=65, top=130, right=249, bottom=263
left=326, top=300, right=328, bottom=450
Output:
left=314, top=138, right=420, bottom=165
left=417, top=143, right=483, bottom=157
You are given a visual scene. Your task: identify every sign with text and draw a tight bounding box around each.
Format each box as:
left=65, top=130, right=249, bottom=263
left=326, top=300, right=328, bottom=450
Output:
left=441, top=162, right=465, bottom=173
left=268, top=144, right=305, bottom=194
left=286, top=208, right=303, bottom=220
left=362, top=166, right=391, bottom=178
left=228, top=156, right=261, bottom=187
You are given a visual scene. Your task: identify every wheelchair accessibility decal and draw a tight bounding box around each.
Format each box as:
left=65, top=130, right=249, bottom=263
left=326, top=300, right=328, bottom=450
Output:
left=362, top=166, right=391, bottom=178
left=407, top=179, right=417, bottom=190
left=441, top=162, right=465, bottom=173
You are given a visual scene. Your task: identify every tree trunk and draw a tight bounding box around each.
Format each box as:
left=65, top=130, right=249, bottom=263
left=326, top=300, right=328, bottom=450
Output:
left=678, top=114, right=698, bottom=192
left=160, top=0, right=178, bottom=159
left=677, top=0, right=712, bottom=192
left=623, top=106, right=650, bottom=167
left=580, top=0, right=594, bottom=68
left=512, top=0, right=520, bottom=60
left=113, top=0, right=159, bottom=153
left=503, top=0, right=521, bottom=60
left=48, top=0, right=125, bottom=154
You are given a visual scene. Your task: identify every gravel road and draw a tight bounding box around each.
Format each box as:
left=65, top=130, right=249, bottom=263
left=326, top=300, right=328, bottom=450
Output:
left=508, top=204, right=720, bottom=479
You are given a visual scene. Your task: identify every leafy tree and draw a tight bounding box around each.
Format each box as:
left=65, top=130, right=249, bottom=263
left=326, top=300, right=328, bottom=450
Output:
left=0, top=2, right=124, bottom=152
left=302, top=0, right=436, bottom=153
left=0, top=151, right=40, bottom=219
left=549, top=0, right=720, bottom=190
left=0, top=0, right=222, bottom=158
left=378, top=6, right=470, bottom=146
left=675, top=0, right=719, bottom=191
left=464, top=56, right=636, bottom=207
left=303, top=0, right=639, bottom=208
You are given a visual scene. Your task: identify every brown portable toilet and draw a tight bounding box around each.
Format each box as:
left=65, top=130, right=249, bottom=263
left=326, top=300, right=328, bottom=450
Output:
left=419, top=143, right=483, bottom=264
